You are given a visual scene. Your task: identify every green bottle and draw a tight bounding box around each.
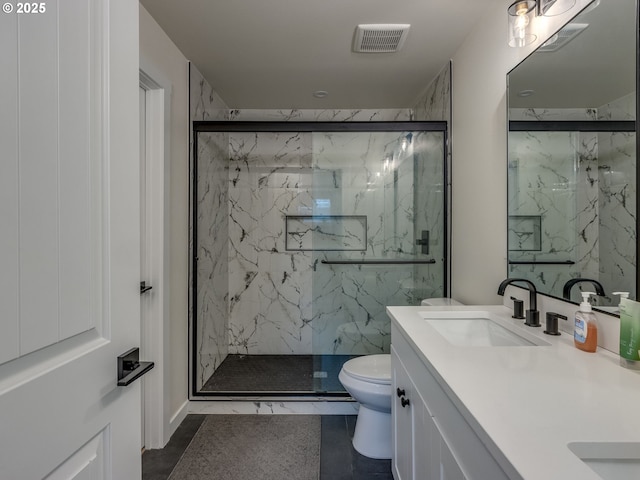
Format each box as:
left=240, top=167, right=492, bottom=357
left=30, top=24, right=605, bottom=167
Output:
left=618, top=296, right=640, bottom=370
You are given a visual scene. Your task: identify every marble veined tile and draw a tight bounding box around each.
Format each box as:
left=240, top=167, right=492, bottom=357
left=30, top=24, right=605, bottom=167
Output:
left=190, top=64, right=228, bottom=122
left=598, top=92, right=636, bottom=121
left=190, top=65, right=230, bottom=389
left=195, top=104, right=447, bottom=365
left=507, top=97, right=637, bottom=303
left=285, top=216, right=368, bottom=251
left=413, top=62, right=451, bottom=122
left=509, top=108, right=596, bottom=121
left=228, top=109, right=411, bottom=122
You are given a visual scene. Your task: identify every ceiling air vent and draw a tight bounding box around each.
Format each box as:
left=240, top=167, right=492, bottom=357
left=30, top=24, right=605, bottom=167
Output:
left=353, top=24, right=410, bottom=53
left=537, top=23, right=589, bottom=52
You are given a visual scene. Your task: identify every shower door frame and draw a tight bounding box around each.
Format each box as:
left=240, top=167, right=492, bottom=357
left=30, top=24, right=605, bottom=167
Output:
left=190, top=120, right=450, bottom=399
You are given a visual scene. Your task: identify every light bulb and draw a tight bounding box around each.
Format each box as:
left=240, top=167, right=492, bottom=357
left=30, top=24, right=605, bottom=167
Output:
left=515, top=12, right=529, bottom=29
left=514, top=12, right=529, bottom=41
left=508, top=0, right=535, bottom=47
left=514, top=1, right=530, bottom=16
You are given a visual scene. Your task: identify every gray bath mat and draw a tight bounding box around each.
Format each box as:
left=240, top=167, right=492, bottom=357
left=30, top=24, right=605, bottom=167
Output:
left=168, top=415, right=321, bottom=480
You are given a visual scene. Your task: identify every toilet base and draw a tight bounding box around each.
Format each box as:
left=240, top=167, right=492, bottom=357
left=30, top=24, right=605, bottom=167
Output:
left=352, top=405, right=392, bottom=459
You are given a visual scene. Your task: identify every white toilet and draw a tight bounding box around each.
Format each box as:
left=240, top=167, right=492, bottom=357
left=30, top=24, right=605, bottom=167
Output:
left=338, top=298, right=463, bottom=459
left=339, top=354, right=392, bottom=459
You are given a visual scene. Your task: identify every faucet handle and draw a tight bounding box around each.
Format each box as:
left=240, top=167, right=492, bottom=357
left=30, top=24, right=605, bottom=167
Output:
left=510, top=296, right=525, bottom=319
left=544, top=312, right=567, bottom=336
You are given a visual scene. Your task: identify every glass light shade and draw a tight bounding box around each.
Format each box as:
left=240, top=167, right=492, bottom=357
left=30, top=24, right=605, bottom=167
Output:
left=539, top=0, right=576, bottom=16
left=508, top=0, right=538, bottom=47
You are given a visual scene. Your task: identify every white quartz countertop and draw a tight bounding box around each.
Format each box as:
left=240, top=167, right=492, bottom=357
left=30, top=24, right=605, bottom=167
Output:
left=387, top=305, right=640, bottom=480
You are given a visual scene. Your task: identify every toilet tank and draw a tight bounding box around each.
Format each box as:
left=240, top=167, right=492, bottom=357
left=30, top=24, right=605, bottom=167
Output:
left=421, top=297, right=463, bottom=306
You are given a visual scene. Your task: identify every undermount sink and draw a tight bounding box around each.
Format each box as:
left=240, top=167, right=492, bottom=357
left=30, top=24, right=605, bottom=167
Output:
left=568, top=442, right=640, bottom=480
left=420, top=310, right=551, bottom=347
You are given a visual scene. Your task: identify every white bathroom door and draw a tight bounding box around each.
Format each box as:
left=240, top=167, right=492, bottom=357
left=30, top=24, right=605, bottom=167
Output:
left=0, top=1, right=142, bottom=479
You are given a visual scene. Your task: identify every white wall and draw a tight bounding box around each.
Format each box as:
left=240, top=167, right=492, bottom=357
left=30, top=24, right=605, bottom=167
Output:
left=139, top=5, right=190, bottom=424
left=450, top=0, right=593, bottom=304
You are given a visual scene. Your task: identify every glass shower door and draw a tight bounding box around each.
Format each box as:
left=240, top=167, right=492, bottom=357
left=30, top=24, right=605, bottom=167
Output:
left=307, top=129, right=447, bottom=393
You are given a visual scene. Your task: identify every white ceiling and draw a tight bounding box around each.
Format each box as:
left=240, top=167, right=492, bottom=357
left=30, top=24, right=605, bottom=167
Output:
left=139, top=0, right=494, bottom=109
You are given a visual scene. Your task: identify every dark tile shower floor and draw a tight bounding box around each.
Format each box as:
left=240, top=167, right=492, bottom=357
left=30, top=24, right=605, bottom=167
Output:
left=201, top=354, right=357, bottom=393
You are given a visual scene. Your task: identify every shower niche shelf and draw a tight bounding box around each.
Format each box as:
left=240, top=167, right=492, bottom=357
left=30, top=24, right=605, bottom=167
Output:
left=285, top=215, right=367, bottom=251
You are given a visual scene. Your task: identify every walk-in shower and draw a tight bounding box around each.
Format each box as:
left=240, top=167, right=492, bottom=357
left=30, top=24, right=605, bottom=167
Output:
left=191, top=121, right=449, bottom=398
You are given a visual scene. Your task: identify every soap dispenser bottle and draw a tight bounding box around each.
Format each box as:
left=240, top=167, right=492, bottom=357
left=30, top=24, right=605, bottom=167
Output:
left=574, top=291, right=598, bottom=353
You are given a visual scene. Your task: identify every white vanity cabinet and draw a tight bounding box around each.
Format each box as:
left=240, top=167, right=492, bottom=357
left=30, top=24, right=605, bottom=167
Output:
left=391, top=324, right=513, bottom=480
left=392, top=345, right=439, bottom=480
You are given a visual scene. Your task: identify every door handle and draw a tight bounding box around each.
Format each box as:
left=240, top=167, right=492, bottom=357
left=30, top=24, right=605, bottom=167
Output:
left=140, top=281, right=152, bottom=294
left=117, top=347, right=154, bottom=386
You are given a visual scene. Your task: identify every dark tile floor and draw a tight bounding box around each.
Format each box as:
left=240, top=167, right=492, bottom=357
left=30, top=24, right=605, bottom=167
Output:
left=142, top=414, right=206, bottom=480
left=142, top=414, right=393, bottom=480
left=201, top=354, right=356, bottom=393
left=320, top=415, right=393, bottom=480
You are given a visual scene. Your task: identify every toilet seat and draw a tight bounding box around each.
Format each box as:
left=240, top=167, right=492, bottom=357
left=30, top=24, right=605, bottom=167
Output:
left=342, top=354, right=391, bottom=385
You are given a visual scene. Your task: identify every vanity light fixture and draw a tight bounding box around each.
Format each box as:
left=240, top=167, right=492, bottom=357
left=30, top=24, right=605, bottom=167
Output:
left=508, top=0, right=577, bottom=47
left=508, top=1, right=538, bottom=47
left=539, top=0, right=576, bottom=16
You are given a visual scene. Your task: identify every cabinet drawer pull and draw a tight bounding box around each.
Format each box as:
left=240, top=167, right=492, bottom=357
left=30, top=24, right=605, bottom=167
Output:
left=396, top=387, right=406, bottom=398
left=401, top=397, right=410, bottom=408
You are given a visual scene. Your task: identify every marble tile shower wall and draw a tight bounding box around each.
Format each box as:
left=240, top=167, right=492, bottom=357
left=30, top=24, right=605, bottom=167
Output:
left=509, top=108, right=599, bottom=294
left=411, top=131, right=446, bottom=302
left=598, top=93, right=637, bottom=298
left=508, top=99, right=636, bottom=300
left=413, top=62, right=451, bottom=123
left=225, top=109, right=444, bottom=356
left=412, top=62, right=450, bottom=305
left=227, top=130, right=315, bottom=354
left=228, top=109, right=410, bottom=122
left=308, top=131, right=441, bottom=355
left=189, top=64, right=230, bottom=389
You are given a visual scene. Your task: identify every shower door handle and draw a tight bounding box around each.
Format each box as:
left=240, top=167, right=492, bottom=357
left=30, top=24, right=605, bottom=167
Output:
left=416, top=230, right=429, bottom=255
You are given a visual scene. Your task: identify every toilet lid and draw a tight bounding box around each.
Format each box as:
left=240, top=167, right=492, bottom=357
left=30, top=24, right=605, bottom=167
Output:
left=342, top=354, right=391, bottom=385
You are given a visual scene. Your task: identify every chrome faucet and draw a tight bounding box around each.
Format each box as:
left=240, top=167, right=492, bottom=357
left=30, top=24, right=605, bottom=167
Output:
left=562, top=278, right=605, bottom=301
left=497, top=278, right=540, bottom=327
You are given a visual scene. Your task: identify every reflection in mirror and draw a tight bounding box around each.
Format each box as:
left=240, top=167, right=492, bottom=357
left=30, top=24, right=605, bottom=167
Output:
left=507, top=0, right=638, bottom=313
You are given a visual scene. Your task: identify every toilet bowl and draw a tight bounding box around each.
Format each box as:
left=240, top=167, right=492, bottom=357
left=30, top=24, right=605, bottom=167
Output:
left=338, top=354, right=392, bottom=459
left=338, top=300, right=462, bottom=459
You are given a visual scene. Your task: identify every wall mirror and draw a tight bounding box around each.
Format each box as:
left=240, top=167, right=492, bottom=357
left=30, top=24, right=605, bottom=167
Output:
left=507, top=0, right=638, bottom=313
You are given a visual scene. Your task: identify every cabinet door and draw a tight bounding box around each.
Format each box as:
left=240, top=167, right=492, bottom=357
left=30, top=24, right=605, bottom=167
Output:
left=413, top=394, right=439, bottom=480
left=437, top=424, right=468, bottom=480
left=392, top=347, right=413, bottom=480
